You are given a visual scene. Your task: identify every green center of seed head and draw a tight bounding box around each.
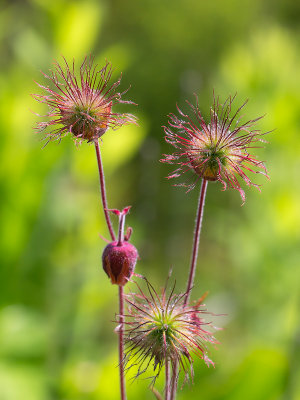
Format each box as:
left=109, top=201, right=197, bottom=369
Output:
left=197, top=144, right=228, bottom=180
left=149, top=313, right=176, bottom=346
left=74, top=104, right=97, bottom=123
left=65, top=104, right=99, bottom=139
left=205, top=145, right=227, bottom=168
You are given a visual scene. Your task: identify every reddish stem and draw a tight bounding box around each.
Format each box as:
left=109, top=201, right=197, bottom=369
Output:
left=94, top=140, right=116, bottom=241
left=119, top=285, right=127, bottom=400
left=184, top=178, right=208, bottom=306
left=170, top=363, right=178, bottom=400
left=170, top=179, right=208, bottom=400
left=165, top=360, right=171, bottom=400
left=94, top=140, right=126, bottom=399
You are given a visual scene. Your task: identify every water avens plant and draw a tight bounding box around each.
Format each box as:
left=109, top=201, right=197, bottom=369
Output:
left=34, top=57, right=270, bottom=400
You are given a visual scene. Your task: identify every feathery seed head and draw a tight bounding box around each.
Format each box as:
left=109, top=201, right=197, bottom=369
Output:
left=161, top=94, right=269, bottom=203
left=124, top=279, right=218, bottom=383
left=34, top=56, right=136, bottom=144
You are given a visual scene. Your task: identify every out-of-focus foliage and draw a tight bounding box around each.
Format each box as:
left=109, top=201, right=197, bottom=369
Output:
left=0, top=0, right=299, bottom=399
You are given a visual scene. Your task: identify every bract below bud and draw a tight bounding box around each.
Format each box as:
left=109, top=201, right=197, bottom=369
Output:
left=102, top=241, right=138, bottom=286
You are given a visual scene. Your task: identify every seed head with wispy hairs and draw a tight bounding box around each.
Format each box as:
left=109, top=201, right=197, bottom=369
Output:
left=161, top=94, right=269, bottom=203
left=124, top=279, right=218, bottom=384
left=33, top=57, right=136, bottom=144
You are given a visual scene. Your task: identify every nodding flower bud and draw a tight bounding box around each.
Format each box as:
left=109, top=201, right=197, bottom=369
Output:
left=102, top=207, right=138, bottom=286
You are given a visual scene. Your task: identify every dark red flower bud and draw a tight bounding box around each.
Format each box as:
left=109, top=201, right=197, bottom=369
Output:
left=102, top=207, right=138, bottom=286
left=102, top=241, right=138, bottom=286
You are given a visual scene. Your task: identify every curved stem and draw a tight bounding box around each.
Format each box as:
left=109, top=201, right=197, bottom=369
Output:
left=94, top=140, right=126, bottom=399
left=119, top=286, right=127, bottom=400
left=184, top=179, right=208, bottom=306
left=94, top=140, right=116, bottom=241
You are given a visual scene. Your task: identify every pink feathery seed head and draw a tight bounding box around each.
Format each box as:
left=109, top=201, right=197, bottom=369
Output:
left=102, top=207, right=138, bottom=286
left=33, top=56, right=137, bottom=145
left=124, top=278, right=219, bottom=384
left=160, top=93, right=270, bottom=203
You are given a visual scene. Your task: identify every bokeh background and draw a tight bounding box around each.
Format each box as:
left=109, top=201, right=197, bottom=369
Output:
left=0, top=0, right=300, bottom=399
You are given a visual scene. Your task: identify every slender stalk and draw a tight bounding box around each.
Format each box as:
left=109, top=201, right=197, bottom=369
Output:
left=170, top=363, right=178, bottom=400
left=170, top=179, right=208, bottom=400
left=119, top=286, right=126, bottom=400
left=117, top=212, right=127, bottom=399
left=165, top=360, right=171, bottom=400
left=117, top=212, right=126, bottom=246
left=184, top=178, right=208, bottom=306
left=94, top=140, right=126, bottom=399
left=94, top=140, right=116, bottom=241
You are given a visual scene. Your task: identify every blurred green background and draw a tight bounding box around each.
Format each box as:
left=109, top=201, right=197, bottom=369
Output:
left=0, top=0, right=300, bottom=399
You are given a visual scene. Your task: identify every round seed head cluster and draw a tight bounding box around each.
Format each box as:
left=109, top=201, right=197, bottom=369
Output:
left=33, top=57, right=136, bottom=144
left=161, top=94, right=269, bottom=203
left=124, top=280, right=218, bottom=383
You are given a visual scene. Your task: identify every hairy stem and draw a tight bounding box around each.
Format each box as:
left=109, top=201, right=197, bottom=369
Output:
left=170, top=179, right=208, bottom=400
left=184, top=178, right=208, bottom=306
left=94, top=140, right=116, bottom=241
left=119, top=286, right=126, bottom=400
left=165, top=360, right=171, bottom=400
left=117, top=212, right=126, bottom=246
left=95, top=140, right=126, bottom=399
left=170, top=362, right=178, bottom=400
